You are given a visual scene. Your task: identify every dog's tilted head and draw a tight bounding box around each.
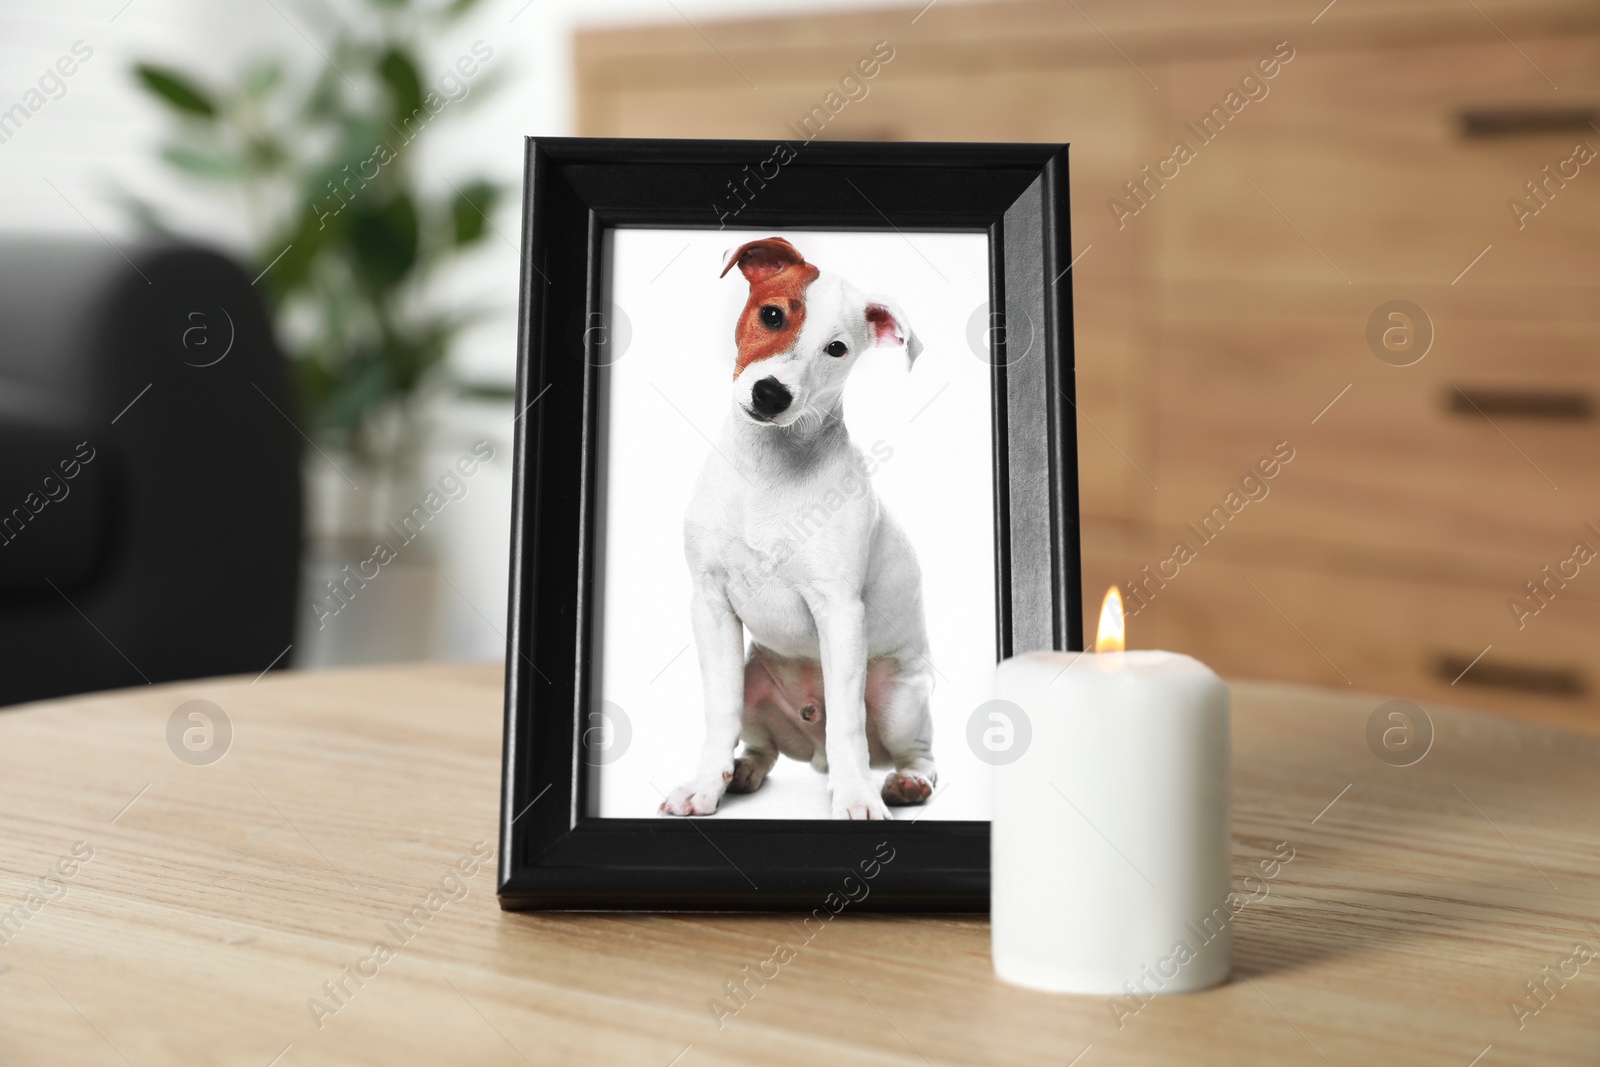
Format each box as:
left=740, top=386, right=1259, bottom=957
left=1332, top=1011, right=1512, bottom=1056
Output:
left=721, top=237, right=921, bottom=428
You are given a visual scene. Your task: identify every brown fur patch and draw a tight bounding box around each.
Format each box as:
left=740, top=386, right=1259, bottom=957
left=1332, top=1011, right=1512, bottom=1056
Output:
left=722, top=238, right=819, bottom=378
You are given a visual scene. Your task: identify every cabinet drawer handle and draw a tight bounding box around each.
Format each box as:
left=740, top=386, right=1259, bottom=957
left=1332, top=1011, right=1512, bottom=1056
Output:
left=1447, top=387, right=1594, bottom=421
left=1458, top=106, right=1600, bottom=138
left=1434, top=654, right=1586, bottom=697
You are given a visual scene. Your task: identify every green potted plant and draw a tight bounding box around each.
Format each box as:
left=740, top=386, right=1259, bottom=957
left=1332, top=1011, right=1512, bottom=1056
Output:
left=127, top=0, right=510, bottom=660
left=127, top=0, right=505, bottom=464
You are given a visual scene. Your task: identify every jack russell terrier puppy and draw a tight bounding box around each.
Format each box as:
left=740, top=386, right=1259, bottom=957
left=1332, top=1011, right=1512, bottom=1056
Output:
left=660, top=237, right=936, bottom=820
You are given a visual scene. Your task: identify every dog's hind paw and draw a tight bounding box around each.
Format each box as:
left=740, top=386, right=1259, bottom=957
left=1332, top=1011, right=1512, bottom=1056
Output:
left=659, top=782, right=723, bottom=816
left=727, top=756, right=770, bottom=794
left=881, top=771, right=934, bottom=806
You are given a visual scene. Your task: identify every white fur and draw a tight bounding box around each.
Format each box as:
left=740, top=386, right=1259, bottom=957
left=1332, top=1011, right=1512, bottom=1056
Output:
left=660, top=268, right=936, bottom=820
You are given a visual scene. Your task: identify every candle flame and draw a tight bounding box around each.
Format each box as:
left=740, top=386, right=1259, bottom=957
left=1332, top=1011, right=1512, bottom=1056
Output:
left=1094, top=586, right=1125, bottom=653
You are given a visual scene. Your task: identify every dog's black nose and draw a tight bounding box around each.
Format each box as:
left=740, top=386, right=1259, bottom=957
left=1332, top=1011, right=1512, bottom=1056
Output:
left=750, top=377, right=792, bottom=418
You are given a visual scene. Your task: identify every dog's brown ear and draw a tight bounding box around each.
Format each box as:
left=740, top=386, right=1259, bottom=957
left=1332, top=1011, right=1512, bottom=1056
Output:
left=721, top=237, right=806, bottom=283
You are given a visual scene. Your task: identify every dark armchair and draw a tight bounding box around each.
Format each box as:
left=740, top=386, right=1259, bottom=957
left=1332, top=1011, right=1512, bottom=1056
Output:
left=0, top=241, right=301, bottom=706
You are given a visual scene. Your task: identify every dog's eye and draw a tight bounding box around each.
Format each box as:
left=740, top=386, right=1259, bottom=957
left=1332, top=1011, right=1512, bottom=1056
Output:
left=825, top=340, right=849, bottom=358
left=759, top=305, right=785, bottom=330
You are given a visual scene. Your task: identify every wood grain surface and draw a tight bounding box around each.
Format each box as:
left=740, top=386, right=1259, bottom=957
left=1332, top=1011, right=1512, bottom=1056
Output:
left=1, top=662, right=1596, bottom=1065
left=575, top=0, right=1600, bottom=732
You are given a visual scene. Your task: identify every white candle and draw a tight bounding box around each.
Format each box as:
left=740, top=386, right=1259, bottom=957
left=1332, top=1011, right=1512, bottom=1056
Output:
left=990, top=589, right=1231, bottom=995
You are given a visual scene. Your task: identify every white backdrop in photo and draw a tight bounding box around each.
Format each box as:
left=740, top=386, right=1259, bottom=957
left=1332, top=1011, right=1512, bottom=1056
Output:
left=593, top=228, right=996, bottom=820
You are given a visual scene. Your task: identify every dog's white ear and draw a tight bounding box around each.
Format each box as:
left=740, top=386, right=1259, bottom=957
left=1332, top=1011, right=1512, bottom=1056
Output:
left=721, top=237, right=806, bottom=283
left=865, top=300, right=921, bottom=369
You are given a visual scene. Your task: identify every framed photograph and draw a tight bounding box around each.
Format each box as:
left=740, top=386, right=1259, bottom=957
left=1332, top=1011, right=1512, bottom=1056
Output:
left=499, top=138, right=1080, bottom=911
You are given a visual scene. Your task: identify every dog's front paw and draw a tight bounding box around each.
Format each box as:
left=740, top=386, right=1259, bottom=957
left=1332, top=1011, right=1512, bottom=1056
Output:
left=829, top=778, right=891, bottom=821
left=660, top=780, right=725, bottom=816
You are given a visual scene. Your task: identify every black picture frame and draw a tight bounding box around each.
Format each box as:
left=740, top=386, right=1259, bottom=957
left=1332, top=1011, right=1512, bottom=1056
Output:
left=498, top=137, right=1080, bottom=911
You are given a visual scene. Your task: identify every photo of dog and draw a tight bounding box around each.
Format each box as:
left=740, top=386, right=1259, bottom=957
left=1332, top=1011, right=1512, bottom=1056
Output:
left=592, top=228, right=996, bottom=821
left=659, top=237, right=935, bottom=820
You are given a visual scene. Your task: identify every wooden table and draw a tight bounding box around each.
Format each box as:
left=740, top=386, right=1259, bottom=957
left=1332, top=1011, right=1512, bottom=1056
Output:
left=1, top=664, right=1596, bottom=1065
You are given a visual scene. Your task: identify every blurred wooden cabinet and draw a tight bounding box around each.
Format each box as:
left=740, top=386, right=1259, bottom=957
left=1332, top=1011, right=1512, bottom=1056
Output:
left=576, top=0, right=1600, bottom=733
